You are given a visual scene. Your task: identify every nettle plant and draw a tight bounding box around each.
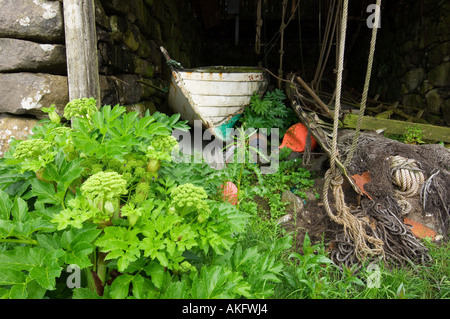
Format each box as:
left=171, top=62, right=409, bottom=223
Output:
left=0, top=99, right=288, bottom=299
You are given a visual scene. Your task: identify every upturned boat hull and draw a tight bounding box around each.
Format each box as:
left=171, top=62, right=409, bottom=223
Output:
left=161, top=47, right=268, bottom=140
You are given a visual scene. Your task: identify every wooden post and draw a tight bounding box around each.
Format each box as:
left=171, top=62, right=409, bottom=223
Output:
left=63, top=0, right=100, bottom=105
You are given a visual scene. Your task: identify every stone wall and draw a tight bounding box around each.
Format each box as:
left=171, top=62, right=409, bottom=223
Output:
left=363, top=0, right=450, bottom=125
left=0, top=0, right=203, bottom=156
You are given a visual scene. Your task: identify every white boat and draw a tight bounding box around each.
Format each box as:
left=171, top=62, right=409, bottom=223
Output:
left=160, top=46, right=268, bottom=140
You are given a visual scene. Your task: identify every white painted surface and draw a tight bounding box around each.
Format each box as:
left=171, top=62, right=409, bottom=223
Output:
left=168, top=67, right=267, bottom=129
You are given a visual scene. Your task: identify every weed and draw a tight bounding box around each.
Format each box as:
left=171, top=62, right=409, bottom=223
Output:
left=240, top=89, right=295, bottom=137
left=403, top=125, right=425, bottom=145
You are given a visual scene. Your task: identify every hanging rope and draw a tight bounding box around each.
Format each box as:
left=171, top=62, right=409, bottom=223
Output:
left=344, top=0, right=381, bottom=168
left=255, top=0, right=263, bottom=55
left=278, top=0, right=288, bottom=89
left=322, top=0, right=384, bottom=262
left=311, top=0, right=340, bottom=91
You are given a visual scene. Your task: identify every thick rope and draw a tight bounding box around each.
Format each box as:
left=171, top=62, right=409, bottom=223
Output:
left=344, top=0, right=381, bottom=167
left=323, top=0, right=384, bottom=262
left=389, top=155, right=425, bottom=198
left=389, top=155, right=425, bottom=215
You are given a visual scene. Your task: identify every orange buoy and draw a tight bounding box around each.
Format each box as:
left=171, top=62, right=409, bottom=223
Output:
left=279, top=123, right=317, bottom=152
left=220, top=181, right=238, bottom=205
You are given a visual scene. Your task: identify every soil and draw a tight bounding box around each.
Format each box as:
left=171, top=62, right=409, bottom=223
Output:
left=281, top=177, right=331, bottom=251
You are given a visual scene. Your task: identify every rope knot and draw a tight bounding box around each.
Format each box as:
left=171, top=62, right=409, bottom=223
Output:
left=331, top=174, right=344, bottom=186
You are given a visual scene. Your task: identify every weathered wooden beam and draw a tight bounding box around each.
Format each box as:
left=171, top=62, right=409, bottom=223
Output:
left=343, top=114, right=450, bottom=143
left=63, top=0, right=100, bottom=105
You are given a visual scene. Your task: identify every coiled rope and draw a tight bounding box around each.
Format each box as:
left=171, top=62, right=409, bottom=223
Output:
left=390, top=156, right=425, bottom=198
left=389, top=155, right=425, bottom=215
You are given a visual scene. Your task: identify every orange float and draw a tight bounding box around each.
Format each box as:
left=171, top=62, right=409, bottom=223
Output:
left=220, top=181, right=238, bottom=205
left=279, top=123, right=317, bottom=152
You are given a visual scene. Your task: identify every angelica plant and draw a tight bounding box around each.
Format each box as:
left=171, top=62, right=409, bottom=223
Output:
left=12, top=139, right=56, bottom=182
left=0, top=98, right=260, bottom=300
left=145, top=135, right=179, bottom=175
left=170, top=183, right=210, bottom=222
left=41, top=105, right=61, bottom=124
left=63, top=97, right=98, bottom=121
left=81, top=171, right=127, bottom=218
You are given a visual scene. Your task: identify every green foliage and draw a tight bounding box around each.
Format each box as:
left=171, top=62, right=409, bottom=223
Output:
left=3, top=97, right=445, bottom=300
left=63, top=97, right=98, bottom=120
left=1, top=99, right=288, bottom=300
left=240, top=89, right=294, bottom=137
left=240, top=158, right=315, bottom=220
left=282, top=233, right=336, bottom=298
left=41, top=105, right=61, bottom=124
left=403, top=125, right=425, bottom=145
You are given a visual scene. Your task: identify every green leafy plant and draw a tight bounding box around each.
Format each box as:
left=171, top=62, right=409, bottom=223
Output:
left=0, top=99, right=269, bottom=299
left=41, top=105, right=61, bottom=124
left=240, top=89, right=294, bottom=137
left=403, top=125, right=425, bottom=145
left=282, top=233, right=335, bottom=298
left=240, top=158, right=315, bottom=221
left=63, top=97, right=98, bottom=121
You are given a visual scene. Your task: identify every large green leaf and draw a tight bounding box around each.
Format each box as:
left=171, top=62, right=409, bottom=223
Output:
left=160, top=280, right=190, bottom=299
left=0, top=246, right=65, bottom=292
left=108, top=274, right=133, bottom=299
left=29, top=179, right=63, bottom=206
left=190, top=265, right=246, bottom=299
left=11, top=197, right=29, bottom=223
left=0, top=189, right=13, bottom=220
left=72, top=287, right=102, bottom=299
left=43, top=155, right=83, bottom=191
left=143, top=261, right=165, bottom=290
left=95, top=227, right=141, bottom=272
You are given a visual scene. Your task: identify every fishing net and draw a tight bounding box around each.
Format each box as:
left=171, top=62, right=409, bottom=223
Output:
left=326, top=131, right=450, bottom=267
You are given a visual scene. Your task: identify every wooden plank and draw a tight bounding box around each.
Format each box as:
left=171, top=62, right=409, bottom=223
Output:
left=63, top=0, right=100, bottom=105
left=343, top=114, right=450, bottom=143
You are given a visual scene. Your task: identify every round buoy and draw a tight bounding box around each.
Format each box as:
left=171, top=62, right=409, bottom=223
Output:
left=220, top=181, right=238, bottom=205
left=279, top=123, right=317, bottom=153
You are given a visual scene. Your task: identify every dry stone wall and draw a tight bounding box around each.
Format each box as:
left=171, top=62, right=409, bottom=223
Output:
left=0, top=0, right=203, bottom=156
left=363, top=0, right=450, bottom=126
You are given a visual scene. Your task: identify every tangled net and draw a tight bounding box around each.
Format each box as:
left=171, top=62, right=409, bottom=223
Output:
left=326, top=131, right=450, bottom=268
